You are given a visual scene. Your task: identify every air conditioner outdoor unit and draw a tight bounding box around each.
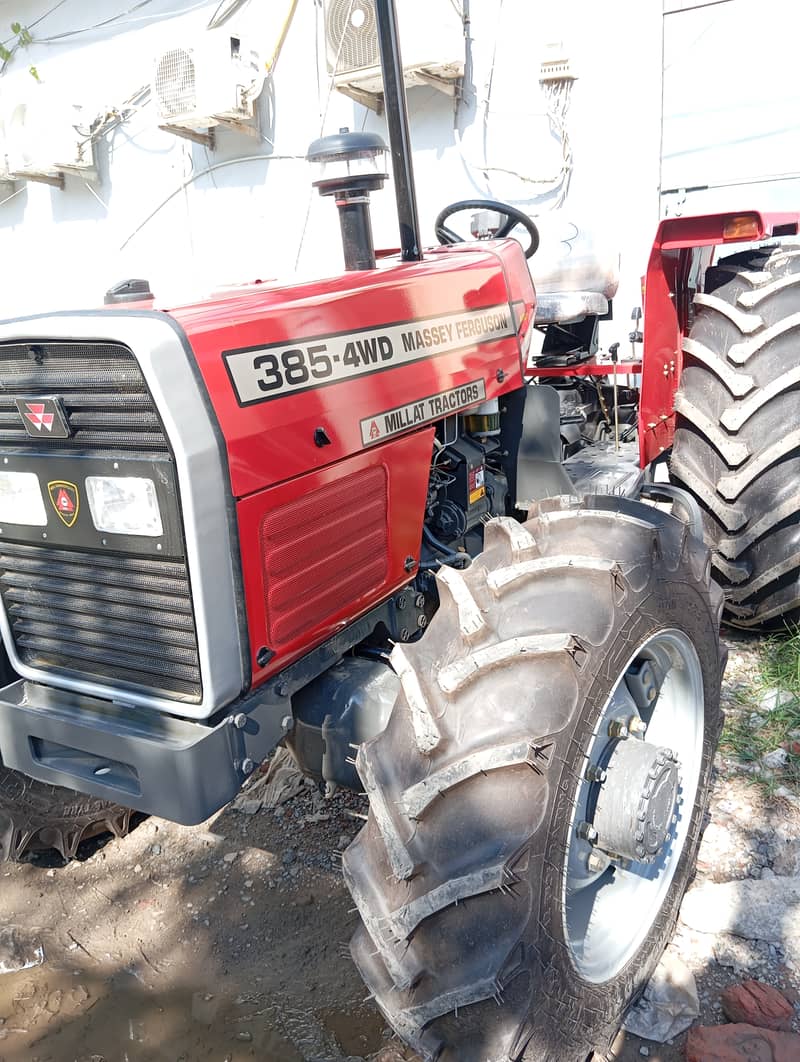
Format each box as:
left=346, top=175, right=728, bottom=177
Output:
left=152, top=31, right=263, bottom=134
left=5, top=98, right=96, bottom=187
left=325, top=0, right=464, bottom=104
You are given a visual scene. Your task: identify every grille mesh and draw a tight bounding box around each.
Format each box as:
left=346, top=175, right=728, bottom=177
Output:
left=0, top=542, right=201, bottom=702
left=155, top=48, right=197, bottom=118
left=0, top=341, right=168, bottom=452
left=326, top=0, right=379, bottom=73
left=260, top=466, right=388, bottom=648
left=0, top=338, right=201, bottom=703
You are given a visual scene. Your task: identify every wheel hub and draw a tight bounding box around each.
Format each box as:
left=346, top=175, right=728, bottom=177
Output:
left=591, top=739, right=680, bottom=864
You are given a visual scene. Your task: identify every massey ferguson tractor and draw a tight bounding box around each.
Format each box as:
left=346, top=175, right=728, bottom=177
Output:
left=0, top=2, right=798, bottom=1059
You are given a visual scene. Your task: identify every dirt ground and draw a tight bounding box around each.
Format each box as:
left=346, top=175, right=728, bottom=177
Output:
left=0, top=628, right=798, bottom=1062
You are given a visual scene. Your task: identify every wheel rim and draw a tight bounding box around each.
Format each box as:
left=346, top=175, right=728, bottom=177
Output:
left=562, top=628, right=705, bottom=983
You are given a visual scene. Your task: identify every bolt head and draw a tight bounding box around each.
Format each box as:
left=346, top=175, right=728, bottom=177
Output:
left=585, top=764, right=607, bottom=783
left=629, top=715, right=647, bottom=735
left=241, top=758, right=256, bottom=776
left=576, top=821, right=598, bottom=843
left=414, top=593, right=425, bottom=608
left=281, top=715, right=293, bottom=731
left=233, top=713, right=247, bottom=730
left=608, top=719, right=629, bottom=739
left=587, top=852, right=607, bottom=873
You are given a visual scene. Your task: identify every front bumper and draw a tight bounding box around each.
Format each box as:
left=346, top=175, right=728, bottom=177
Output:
left=0, top=678, right=289, bottom=825
left=0, top=591, right=424, bottom=825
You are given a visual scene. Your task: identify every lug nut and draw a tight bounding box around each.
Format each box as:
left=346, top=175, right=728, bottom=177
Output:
left=576, top=821, right=598, bottom=844
left=585, top=764, right=607, bottom=783
left=608, top=719, right=629, bottom=739
left=587, top=852, right=608, bottom=873
left=629, top=716, right=647, bottom=735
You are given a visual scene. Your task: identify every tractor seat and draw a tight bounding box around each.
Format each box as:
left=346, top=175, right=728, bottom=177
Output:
left=529, top=215, right=619, bottom=325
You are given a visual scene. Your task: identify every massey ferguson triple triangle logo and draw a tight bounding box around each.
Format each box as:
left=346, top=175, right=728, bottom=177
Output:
left=14, top=396, right=71, bottom=439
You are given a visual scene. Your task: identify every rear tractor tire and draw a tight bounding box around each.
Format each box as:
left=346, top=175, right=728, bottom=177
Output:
left=671, top=243, right=800, bottom=629
left=0, top=648, right=132, bottom=863
left=343, top=495, right=724, bottom=1062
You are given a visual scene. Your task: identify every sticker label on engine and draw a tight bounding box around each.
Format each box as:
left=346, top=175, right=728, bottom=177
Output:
left=468, top=466, right=486, bottom=504
left=223, top=305, right=514, bottom=405
left=360, top=379, right=486, bottom=446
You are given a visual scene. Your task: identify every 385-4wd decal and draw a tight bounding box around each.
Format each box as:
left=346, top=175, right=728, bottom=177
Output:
left=222, top=304, right=515, bottom=405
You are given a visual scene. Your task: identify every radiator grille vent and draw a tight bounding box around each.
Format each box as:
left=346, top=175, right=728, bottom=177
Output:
left=260, top=466, right=389, bottom=648
left=0, top=341, right=168, bottom=452
left=0, top=542, right=201, bottom=702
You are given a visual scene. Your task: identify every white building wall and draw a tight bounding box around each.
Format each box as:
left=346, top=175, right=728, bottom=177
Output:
left=0, top=0, right=663, bottom=350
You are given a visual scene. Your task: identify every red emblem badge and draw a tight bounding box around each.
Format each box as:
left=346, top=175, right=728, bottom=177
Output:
left=47, top=481, right=80, bottom=528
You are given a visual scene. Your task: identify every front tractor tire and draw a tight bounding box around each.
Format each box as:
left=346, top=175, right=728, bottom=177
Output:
left=0, top=768, right=133, bottom=863
left=343, top=496, right=724, bottom=1062
left=0, top=649, right=132, bottom=863
left=671, top=244, right=800, bottom=629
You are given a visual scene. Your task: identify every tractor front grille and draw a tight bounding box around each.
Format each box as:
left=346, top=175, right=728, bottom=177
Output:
left=0, top=338, right=202, bottom=703
left=0, top=542, right=201, bottom=702
left=0, top=341, right=168, bottom=452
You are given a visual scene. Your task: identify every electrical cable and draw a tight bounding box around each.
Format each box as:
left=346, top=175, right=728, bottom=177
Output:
left=207, top=0, right=251, bottom=30
left=120, top=151, right=307, bottom=250
left=30, top=1, right=156, bottom=42
left=457, top=0, right=573, bottom=209
left=421, top=526, right=470, bottom=569
left=295, top=0, right=358, bottom=269
left=0, top=0, right=69, bottom=46
left=265, top=0, right=300, bottom=74
left=0, top=186, right=25, bottom=209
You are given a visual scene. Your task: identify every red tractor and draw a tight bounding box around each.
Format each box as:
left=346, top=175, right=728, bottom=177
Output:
left=0, top=3, right=796, bottom=1059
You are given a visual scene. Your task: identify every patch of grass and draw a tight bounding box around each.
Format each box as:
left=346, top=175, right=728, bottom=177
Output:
left=720, top=626, right=800, bottom=794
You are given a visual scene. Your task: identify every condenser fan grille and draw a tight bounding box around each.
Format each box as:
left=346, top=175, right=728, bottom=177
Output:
left=155, top=48, right=197, bottom=118
left=327, top=0, right=379, bottom=73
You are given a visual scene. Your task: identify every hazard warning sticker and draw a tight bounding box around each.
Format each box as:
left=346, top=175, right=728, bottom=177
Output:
left=360, top=379, right=486, bottom=446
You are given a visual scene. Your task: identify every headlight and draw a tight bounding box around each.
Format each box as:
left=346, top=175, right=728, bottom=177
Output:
left=85, top=476, right=163, bottom=537
left=0, top=470, right=47, bottom=526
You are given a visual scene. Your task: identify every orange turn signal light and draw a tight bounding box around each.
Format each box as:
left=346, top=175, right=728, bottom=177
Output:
left=723, top=213, right=761, bottom=240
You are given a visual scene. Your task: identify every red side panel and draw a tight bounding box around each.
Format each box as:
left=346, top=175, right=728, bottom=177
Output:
left=237, top=428, right=433, bottom=685
left=259, top=465, right=388, bottom=648
left=170, top=242, right=534, bottom=499
left=165, top=240, right=534, bottom=684
left=639, top=210, right=800, bottom=466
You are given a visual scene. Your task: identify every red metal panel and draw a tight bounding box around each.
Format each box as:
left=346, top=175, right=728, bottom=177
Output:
left=638, top=210, right=800, bottom=466
left=655, top=211, right=799, bottom=250
left=260, top=465, right=388, bottom=648
left=533, top=362, right=642, bottom=378
left=237, top=427, right=434, bottom=687
left=169, top=242, right=534, bottom=499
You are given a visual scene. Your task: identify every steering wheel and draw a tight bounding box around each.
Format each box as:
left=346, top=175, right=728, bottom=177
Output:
left=434, top=199, right=540, bottom=259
